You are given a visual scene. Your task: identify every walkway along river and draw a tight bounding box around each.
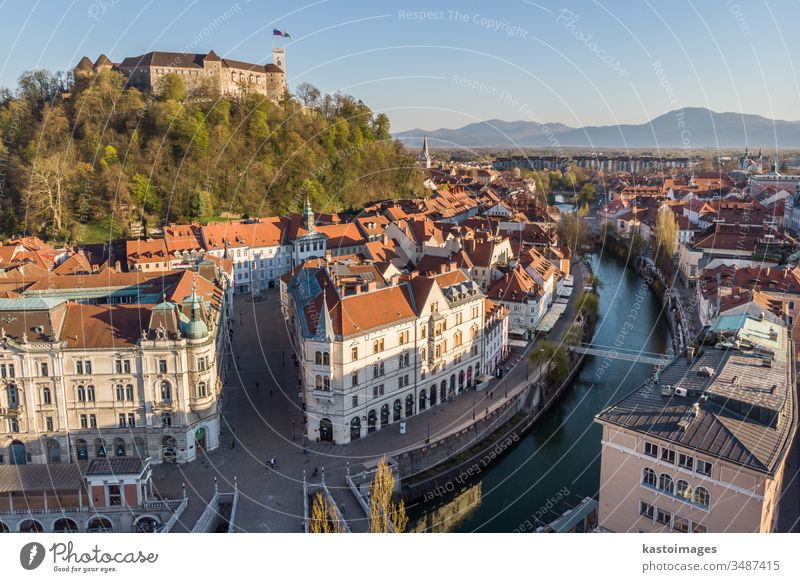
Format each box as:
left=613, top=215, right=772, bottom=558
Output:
left=407, top=253, right=673, bottom=532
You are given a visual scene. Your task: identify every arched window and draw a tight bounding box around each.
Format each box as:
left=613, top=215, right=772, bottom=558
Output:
left=405, top=394, right=414, bottom=417
left=197, top=382, right=207, bottom=398
left=676, top=480, right=692, bottom=499
left=470, top=324, right=479, bottom=340
left=160, top=381, right=171, bottom=402
left=454, top=331, right=463, bottom=347
left=323, top=376, right=330, bottom=390
left=658, top=473, right=673, bottom=495
left=114, top=438, right=126, bottom=457
left=315, top=375, right=322, bottom=390
left=393, top=399, right=402, bottom=422
left=77, top=385, right=86, bottom=402
left=42, top=387, right=52, bottom=405
left=126, top=384, right=134, bottom=401
left=116, top=384, right=124, bottom=401
left=430, top=384, right=437, bottom=406
left=694, top=487, right=710, bottom=508
left=87, top=385, right=95, bottom=401
left=642, top=467, right=657, bottom=488
left=351, top=372, right=359, bottom=387
left=95, top=439, right=106, bottom=458
left=315, top=351, right=322, bottom=365
left=322, top=352, right=330, bottom=365
left=75, top=439, right=88, bottom=460
left=419, top=389, right=427, bottom=411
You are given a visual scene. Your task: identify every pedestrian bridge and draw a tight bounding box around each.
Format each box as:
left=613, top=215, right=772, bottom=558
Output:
left=571, top=344, right=673, bottom=366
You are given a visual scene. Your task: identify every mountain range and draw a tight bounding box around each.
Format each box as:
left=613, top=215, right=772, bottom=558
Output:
left=394, top=108, right=800, bottom=149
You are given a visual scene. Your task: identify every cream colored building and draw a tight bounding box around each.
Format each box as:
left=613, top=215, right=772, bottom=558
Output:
left=75, top=48, right=285, bottom=100
left=0, top=270, right=229, bottom=467
left=595, top=313, right=797, bottom=533
left=284, top=263, right=488, bottom=444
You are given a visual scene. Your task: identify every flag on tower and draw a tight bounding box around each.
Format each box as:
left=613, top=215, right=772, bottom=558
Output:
left=273, top=29, right=292, bottom=39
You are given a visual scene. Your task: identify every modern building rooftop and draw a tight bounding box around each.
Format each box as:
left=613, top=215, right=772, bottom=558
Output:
left=597, top=313, right=797, bottom=476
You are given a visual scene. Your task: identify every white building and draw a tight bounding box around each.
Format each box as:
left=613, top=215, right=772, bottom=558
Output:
left=283, top=265, right=488, bottom=444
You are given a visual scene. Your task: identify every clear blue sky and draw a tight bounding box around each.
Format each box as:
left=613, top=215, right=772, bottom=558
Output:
left=1, top=0, right=798, bottom=132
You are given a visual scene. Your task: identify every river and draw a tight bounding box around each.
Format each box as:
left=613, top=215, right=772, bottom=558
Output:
left=407, top=253, right=673, bottom=532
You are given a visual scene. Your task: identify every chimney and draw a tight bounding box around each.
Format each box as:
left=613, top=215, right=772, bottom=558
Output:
left=366, top=281, right=377, bottom=292
left=686, top=346, right=695, bottom=363
left=439, top=263, right=447, bottom=274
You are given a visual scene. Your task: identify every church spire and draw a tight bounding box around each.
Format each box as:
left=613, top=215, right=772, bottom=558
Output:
left=303, top=195, right=315, bottom=232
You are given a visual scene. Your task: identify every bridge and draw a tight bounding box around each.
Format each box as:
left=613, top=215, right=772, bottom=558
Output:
left=571, top=344, right=673, bottom=366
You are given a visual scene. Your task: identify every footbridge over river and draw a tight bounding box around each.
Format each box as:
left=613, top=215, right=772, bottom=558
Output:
left=570, top=343, right=673, bottom=367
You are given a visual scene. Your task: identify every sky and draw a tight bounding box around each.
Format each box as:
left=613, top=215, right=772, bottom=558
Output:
left=0, top=0, right=798, bottom=132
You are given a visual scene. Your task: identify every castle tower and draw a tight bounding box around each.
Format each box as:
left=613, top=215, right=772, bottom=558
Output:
left=273, top=47, right=285, bottom=72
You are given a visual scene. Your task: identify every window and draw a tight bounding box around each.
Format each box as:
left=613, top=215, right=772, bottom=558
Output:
left=125, top=385, right=134, bottom=401
left=678, top=453, right=694, bottom=470
left=127, top=413, right=136, bottom=428
left=123, top=360, right=131, bottom=373
left=115, top=360, right=122, bottom=374
left=162, top=413, right=172, bottom=427
left=7, top=417, right=19, bottom=432
left=197, top=357, right=208, bottom=371
left=108, top=485, right=122, bottom=506
left=655, top=508, right=672, bottom=526
left=322, top=352, right=330, bottom=365
left=85, top=361, right=92, bottom=374
left=372, top=338, right=384, bottom=354
left=660, top=448, right=675, bottom=464
left=642, top=467, right=657, bottom=487
left=692, top=523, right=707, bottom=533
left=158, top=359, right=168, bottom=373
left=7, top=385, right=18, bottom=407
left=398, top=330, right=409, bottom=345
left=197, top=382, right=207, bottom=398
left=421, top=324, right=427, bottom=338
left=87, top=385, right=95, bottom=402
left=160, top=381, right=171, bottom=402
left=40, top=362, right=49, bottom=376
left=323, top=376, right=330, bottom=390
left=119, top=414, right=126, bottom=428
left=676, top=480, right=692, bottom=499
left=373, top=384, right=385, bottom=397
left=352, top=395, right=358, bottom=408
left=643, top=442, right=658, bottom=458
left=639, top=500, right=654, bottom=520
left=351, top=347, right=358, bottom=361
left=45, top=416, right=53, bottom=431
left=80, top=414, right=88, bottom=429
left=315, top=375, right=322, bottom=390
left=89, top=414, right=97, bottom=428
left=696, top=459, right=712, bottom=477
left=673, top=515, right=690, bottom=533
left=315, top=351, right=322, bottom=365
left=693, top=487, right=710, bottom=508
left=116, top=384, right=124, bottom=401
left=351, top=372, right=359, bottom=387
left=658, top=473, right=674, bottom=495
left=42, top=387, right=52, bottom=405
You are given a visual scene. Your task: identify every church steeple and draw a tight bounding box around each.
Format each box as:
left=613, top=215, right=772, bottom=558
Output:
left=418, top=136, right=432, bottom=169
left=303, top=195, right=315, bottom=232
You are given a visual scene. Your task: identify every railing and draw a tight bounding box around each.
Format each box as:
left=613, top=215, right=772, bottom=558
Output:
left=144, top=498, right=184, bottom=511
left=303, top=472, right=350, bottom=533
left=158, top=498, right=187, bottom=533
left=0, top=506, right=90, bottom=516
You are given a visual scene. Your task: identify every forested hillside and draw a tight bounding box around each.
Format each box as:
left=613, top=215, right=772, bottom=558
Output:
left=0, top=70, right=420, bottom=242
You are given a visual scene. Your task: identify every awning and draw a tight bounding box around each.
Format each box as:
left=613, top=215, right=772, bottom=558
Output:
left=509, top=339, right=528, bottom=348
left=509, top=327, right=528, bottom=337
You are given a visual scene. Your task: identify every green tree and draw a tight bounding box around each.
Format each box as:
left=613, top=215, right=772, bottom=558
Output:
left=653, top=206, right=678, bottom=281
left=131, top=173, right=160, bottom=214
left=529, top=340, right=570, bottom=385
left=158, top=73, right=186, bottom=101
left=369, top=458, right=408, bottom=533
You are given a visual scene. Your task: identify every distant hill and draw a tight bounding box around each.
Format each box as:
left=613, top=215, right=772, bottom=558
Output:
left=394, top=108, right=800, bottom=149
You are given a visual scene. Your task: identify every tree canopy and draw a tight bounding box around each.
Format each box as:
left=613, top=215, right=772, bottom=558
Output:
left=0, top=71, right=420, bottom=242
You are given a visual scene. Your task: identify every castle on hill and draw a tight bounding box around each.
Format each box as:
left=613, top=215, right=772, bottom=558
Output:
left=73, top=48, right=286, bottom=100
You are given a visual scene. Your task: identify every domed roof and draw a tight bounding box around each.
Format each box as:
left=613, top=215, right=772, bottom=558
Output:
left=183, top=317, right=209, bottom=340
left=180, top=291, right=208, bottom=340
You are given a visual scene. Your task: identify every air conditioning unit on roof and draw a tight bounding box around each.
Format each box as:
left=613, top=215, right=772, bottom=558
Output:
left=674, top=387, right=689, bottom=397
